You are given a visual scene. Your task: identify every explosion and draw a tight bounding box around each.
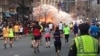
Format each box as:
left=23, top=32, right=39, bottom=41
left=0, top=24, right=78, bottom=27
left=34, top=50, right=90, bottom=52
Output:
left=33, top=4, right=73, bottom=25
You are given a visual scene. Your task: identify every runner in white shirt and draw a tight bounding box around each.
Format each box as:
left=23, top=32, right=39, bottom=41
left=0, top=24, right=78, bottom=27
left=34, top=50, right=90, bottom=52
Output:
left=58, top=21, right=63, bottom=33
left=19, top=25, right=23, bottom=38
left=49, top=23, right=53, bottom=32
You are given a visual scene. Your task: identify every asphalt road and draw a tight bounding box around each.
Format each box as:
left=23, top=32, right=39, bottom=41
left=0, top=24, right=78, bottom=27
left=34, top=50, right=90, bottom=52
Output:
left=0, top=33, right=74, bottom=56
left=0, top=32, right=99, bottom=56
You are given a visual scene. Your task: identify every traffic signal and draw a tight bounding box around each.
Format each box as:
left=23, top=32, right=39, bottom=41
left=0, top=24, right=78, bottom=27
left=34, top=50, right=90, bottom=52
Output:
left=97, top=0, right=100, bottom=4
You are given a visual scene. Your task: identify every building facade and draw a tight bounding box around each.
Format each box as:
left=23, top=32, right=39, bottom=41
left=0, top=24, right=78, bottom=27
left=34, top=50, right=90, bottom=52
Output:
left=0, top=0, right=32, bottom=22
left=40, top=0, right=63, bottom=4
left=32, top=0, right=64, bottom=8
left=0, top=6, right=3, bottom=22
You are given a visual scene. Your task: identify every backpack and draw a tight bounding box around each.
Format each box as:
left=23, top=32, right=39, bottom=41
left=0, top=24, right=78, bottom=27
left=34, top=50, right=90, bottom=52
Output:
left=33, top=28, right=41, bottom=36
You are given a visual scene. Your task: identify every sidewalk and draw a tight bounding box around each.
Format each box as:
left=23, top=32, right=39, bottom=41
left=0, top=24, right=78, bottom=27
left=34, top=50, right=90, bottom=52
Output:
left=0, top=37, right=3, bottom=40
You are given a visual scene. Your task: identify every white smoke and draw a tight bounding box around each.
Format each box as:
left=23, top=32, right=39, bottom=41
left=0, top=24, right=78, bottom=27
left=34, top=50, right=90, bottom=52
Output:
left=33, top=4, right=73, bottom=25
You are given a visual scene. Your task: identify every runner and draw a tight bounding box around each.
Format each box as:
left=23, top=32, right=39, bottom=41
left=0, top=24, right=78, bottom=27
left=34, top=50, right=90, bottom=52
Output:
left=73, top=22, right=78, bottom=37
left=39, top=22, right=43, bottom=45
left=39, top=22, right=43, bottom=32
left=58, top=21, right=63, bottom=33
left=24, top=25, right=28, bottom=36
left=9, top=24, right=14, bottom=48
left=69, top=22, right=73, bottom=32
left=19, top=24, right=23, bottom=38
left=63, top=25, right=70, bottom=44
left=29, top=22, right=34, bottom=48
left=48, top=22, right=53, bottom=33
left=53, top=26, right=62, bottom=56
left=33, top=21, right=41, bottom=53
left=2, top=24, right=9, bottom=49
left=14, top=22, right=20, bottom=40
left=89, top=23, right=99, bottom=39
left=44, top=25, right=51, bottom=48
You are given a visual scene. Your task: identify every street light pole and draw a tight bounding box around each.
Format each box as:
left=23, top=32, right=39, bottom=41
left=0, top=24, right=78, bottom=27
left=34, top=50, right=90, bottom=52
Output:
left=88, top=0, right=91, bottom=19
left=45, top=8, right=47, bottom=24
left=66, top=0, right=69, bottom=12
left=75, top=0, right=78, bottom=16
left=4, top=0, right=7, bottom=12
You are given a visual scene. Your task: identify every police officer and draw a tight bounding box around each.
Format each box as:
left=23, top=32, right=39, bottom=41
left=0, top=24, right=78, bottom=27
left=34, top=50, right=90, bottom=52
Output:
left=68, top=23, right=99, bottom=56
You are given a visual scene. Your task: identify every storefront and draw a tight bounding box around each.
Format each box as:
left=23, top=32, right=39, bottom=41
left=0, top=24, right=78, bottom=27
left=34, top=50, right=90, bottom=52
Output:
left=0, top=6, right=2, bottom=22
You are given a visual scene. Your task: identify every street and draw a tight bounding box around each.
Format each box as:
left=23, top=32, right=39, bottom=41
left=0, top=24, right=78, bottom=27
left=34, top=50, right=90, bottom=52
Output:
left=0, top=33, right=74, bottom=56
left=0, top=0, right=100, bottom=56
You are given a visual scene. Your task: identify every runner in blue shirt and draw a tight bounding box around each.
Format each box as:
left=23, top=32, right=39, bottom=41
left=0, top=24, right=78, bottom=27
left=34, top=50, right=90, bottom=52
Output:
left=89, top=23, right=99, bottom=39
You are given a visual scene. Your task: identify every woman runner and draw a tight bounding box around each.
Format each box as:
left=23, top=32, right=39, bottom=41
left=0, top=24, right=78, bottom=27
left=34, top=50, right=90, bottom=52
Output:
left=19, top=24, right=23, bottom=38
left=2, top=24, right=9, bottom=49
left=13, top=22, right=20, bottom=40
left=33, top=22, right=41, bottom=53
left=44, top=25, right=51, bottom=48
left=53, top=26, right=62, bottom=56
left=9, top=24, right=14, bottom=48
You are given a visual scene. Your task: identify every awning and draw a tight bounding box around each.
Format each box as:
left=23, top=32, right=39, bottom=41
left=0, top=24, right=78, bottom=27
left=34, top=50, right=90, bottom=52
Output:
left=3, top=12, right=11, bottom=18
left=10, top=12, right=16, bottom=16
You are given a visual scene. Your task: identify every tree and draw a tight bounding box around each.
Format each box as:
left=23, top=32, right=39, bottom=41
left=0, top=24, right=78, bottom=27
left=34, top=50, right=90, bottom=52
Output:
left=15, top=0, right=32, bottom=22
left=97, top=0, right=100, bottom=4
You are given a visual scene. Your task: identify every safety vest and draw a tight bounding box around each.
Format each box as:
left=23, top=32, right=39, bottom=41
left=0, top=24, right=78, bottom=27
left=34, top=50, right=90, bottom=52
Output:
left=75, top=35, right=98, bottom=56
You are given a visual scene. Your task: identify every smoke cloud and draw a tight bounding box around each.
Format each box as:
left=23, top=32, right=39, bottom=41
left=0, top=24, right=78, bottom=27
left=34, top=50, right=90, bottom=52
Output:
left=33, top=4, right=73, bottom=25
